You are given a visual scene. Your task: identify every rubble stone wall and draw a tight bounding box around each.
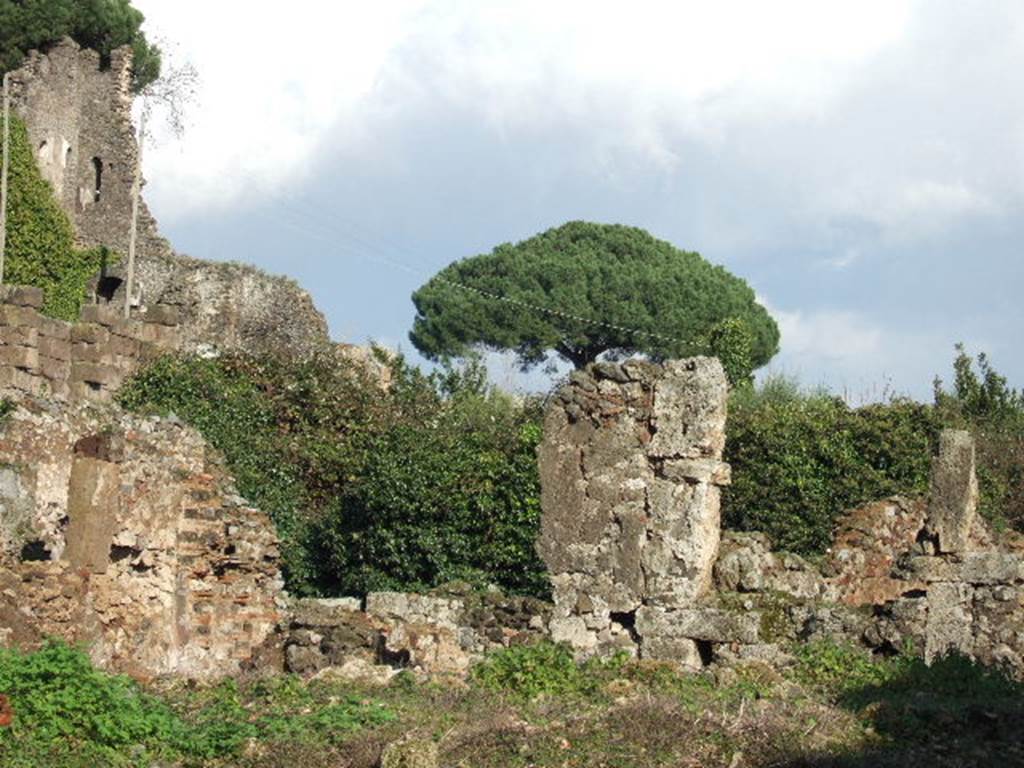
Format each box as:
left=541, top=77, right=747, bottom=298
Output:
left=0, top=285, right=179, bottom=404
left=537, top=358, right=731, bottom=664
left=0, top=400, right=284, bottom=678
left=284, top=589, right=551, bottom=681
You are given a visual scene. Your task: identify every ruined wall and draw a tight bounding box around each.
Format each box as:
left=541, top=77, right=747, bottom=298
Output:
left=0, top=285, right=178, bottom=404
left=704, top=430, right=1024, bottom=673
left=284, top=588, right=550, bottom=681
left=9, top=38, right=331, bottom=360
left=0, top=399, right=284, bottom=678
left=537, top=358, right=731, bottom=663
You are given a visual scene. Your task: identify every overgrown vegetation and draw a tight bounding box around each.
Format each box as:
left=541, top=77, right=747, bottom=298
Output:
left=723, top=374, right=941, bottom=554
left=3, top=640, right=1021, bottom=767
left=118, top=351, right=547, bottom=597
left=723, top=346, right=1024, bottom=555
left=933, top=343, right=1024, bottom=531
left=3, top=115, right=114, bottom=320
left=0, top=0, right=160, bottom=92
left=0, top=641, right=393, bottom=767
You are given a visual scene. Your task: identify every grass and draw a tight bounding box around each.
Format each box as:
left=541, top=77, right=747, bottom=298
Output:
left=0, top=641, right=1021, bottom=767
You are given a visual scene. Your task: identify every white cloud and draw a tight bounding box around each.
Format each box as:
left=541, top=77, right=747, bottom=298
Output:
left=134, top=0, right=915, bottom=218
left=134, top=0, right=430, bottom=217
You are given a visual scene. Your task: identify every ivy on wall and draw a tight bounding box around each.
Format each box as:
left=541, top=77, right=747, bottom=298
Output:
left=4, top=115, right=114, bottom=320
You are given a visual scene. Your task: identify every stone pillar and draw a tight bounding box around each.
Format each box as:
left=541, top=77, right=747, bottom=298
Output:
left=537, top=358, right=730, bottom=660
left=927, top=429, right=979, bottom=554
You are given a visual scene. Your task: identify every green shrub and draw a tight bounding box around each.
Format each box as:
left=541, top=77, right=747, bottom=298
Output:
left=3, top=115, right=115, bottom=320
left=0, top=640, right=178, bottom=765
left=724, top=377, right=940, bottom=554
left=119, top=351, right=548, bottom=597
left=0, top=642, right=394, bottom=766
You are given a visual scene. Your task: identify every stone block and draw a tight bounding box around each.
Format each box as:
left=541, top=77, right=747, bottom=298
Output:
left=648, top=357, right=728, bottom=459
left=0, top=366, right=40, bottom=394
left=925, top=582, right=973, bottom=662
left=960, top=552, right=1023, bottom=585
left=111, top=318, right=144, bottom=340
left=39, top=356, right=71, bottom=382
left=0, top=285, right=44, bottom=308
left=143, top=305, right=180, bottom=326
left=639, top=636, right=704, bottom=668
left=38, top=336, right=71, bottom=362
left=927, top=430, right=978, bottom=554
left=70, top=362, right=121, bottom=387
left=0, top=325, right=39, bottom=347
left=71, top=342, right=115, bottom=365
left=289, top=597, right=364, bottom=628
left=38, top=317, right=70, bottom=340
left=0, top=345, right=39, bottom=370
left=78, top=304, right=123, bottom=326
left=109, top=333, right=140, bottom=357
left=365, top=591, right=463, bottom=629
left=635, top=606, right=761, bottom=644
left=70, top=323, right=110, bottom=345
left=0, top=305, right=40, bottom=328
left=140, top=322, right=180, bottom=348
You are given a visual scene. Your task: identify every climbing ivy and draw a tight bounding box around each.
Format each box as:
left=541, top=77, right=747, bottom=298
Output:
left=3, top=115, right=114, bottom=320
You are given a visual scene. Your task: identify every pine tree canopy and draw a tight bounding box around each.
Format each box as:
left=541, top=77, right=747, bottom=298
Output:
left=409, top=221, right=781, bottom=376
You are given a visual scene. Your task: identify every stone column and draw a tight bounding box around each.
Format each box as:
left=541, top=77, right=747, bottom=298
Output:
left=927, top=429, right=979, bottom=554
left=537, top=358, right=730, bottom=661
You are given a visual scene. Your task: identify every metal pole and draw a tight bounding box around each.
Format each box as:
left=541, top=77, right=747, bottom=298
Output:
left=0, top=72, right=10, bottom=286
left=124, top=108, right=145, bottom=318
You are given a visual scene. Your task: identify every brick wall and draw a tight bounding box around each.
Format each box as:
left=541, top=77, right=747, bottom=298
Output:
left=0, top=285, right=179, bottom=403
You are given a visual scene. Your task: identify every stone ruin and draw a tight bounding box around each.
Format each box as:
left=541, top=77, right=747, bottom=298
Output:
left=537, top=357, right=731, bottom=664
left=1, top=338, right=1024, bottom=683
left=0, top=399, right=283, bottom=679
left=7, top=38, right=330, bottom=360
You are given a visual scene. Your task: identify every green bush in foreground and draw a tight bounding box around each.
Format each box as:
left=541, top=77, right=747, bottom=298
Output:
left=0, top=641, right=393, bottom=767
left=3, top=115, right=114, bottom=320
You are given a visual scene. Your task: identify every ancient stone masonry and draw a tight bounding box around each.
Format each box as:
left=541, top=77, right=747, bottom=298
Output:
left=9, top=38, right=331, bottom=360
left=0, top=285, right=179, bottom=404
left=704, top=430, right=1024, bottom=674
left=0, top=399, right=284, bottom=678
left=537, top=358, right=731, bottom=664
left=284, top=588, right=550, bottom=680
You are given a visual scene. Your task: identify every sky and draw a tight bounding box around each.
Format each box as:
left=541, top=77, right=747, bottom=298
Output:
left=131, top=0, right=1024, bottom=399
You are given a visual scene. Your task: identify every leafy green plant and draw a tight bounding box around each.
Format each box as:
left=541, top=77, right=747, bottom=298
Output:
left=472, top=642, right=600, bottom=700
left=3, top=115, right=116, bottom=320
left=0, top=643, right=395, bottom=766
left=934, top=345, right=1024, bottom=531
left=0, top=640, right=178, bottom=764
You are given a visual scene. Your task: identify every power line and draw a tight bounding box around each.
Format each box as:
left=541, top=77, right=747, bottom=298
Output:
left=264, top=187, right=695, bottom=348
